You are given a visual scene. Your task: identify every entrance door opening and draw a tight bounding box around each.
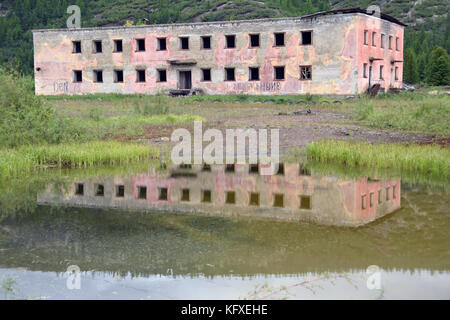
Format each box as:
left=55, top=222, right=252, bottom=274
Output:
left=179, top=71, right=192, bottom=90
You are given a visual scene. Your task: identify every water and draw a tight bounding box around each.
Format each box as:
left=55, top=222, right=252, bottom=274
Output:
left=0, top=163, right=449, bottom=299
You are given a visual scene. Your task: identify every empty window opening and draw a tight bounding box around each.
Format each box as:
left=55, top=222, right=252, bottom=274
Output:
left=158, top=69, right=167, bottom=82
left=157, top=38, right=167, bottom=51
left=93, top=70, right=103, bottom=83
left=364, top=30, right=368, bottom=45
left=395, top=37, right=399, bottom=51
left=202, top=68, right=212, bottom=82
left=301, top=31, right=312, bottom=45
left=389, top=36, right=393, bottom=49
left=114, top=39, right=123, bottom=52
left=225, top=35, right=236, bottom=48
left=273, top=194, right=284, bottom=208
left=395, top=67, right=399, bottom=80
left=201, top=36, right=211, bottom=49
left=300, top=65, right=312, bottom=80
left=202, top=190, right=212, bottom=203
left=114, top=70, right=124, bottom=83
left=138, top=186, right=147, bottom=199
left=93, top=40, right=102, bottom=53
left=372, top=32, right=376, bottom=46
left=277, top=163, right=284, bottom=175
left=378, top=189, right=382, bottom=204
left=75, top=183, right=84, bottom=196
left=392, top=185, right=397, bottom=199
left=95, top=184, right=104, bottom=196
left=136, top=69, right=146, bottom=83
left=300, top=195, right=311, bottom=210
left=180, top=37, right=189, bottom=50
left=73, top=70, right=82, bottom=83
left=249, top=192, right=260, bottom=206
left=299, top=164, right=311, bottom=176
left=386, top=187, right=390, bottom=201
left=249, top=67, right=260, bottom=81
left=363, top=63, right=368, bottom=78
left=361, top=194, right=367, bottom=209
left=225, top=68, right=235, bottom=81
left=202, top=163, right=211, bottom=171
left=136, top=38, right=146, bottom=52
left=249, top=163, right=259, bottom=174
left=73, top=41, right=81, bottom=53
left=379, top=65, right=384, bottom=80
left=225, top=164, right=235, bottom=172
left=370, top=192, right=374, bottom=207
left=116, top=185, right=125, bottom=198
left=250, top=34, right=260, bottom=47
left=274, top=66, right=285, bottom=80
left=274, top=33, right=285, bottom=46
left=226, top=191, right=236, bottom=204
left=158, top=187, right=168, bottom=200
left=381, top=34, right=385, bottom=48
left=179, top=164, right=192, bottom=169
left=181, top=189, right=190, bottom=201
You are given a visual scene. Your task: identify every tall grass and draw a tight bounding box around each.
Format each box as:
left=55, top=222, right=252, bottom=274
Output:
left=0, top=141, right=159, bottom=178
left=306, top=140, right=449, bottom=178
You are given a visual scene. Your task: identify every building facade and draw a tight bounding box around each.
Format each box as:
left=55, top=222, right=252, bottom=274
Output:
left=32, top=9, right=405, bottom=96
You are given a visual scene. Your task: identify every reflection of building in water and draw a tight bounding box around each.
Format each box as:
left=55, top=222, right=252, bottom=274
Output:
left=37, top=163, right=401, bottom=227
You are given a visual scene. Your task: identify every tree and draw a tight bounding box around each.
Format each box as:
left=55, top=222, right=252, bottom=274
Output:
left=426, top=46, right=450, bottom=85
left=403, top=48, right=419, bottom=84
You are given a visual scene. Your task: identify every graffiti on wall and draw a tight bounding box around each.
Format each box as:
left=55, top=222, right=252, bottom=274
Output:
left=53, top=80, right=69, bottom=93
left=232, top=82, right=281, bottom=92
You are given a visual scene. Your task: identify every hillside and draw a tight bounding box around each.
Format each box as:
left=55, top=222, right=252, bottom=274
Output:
left=0, top=0, right=448, bottom=79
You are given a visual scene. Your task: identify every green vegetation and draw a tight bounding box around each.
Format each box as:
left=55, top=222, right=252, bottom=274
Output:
left=306, top=140, right=449, bottom=178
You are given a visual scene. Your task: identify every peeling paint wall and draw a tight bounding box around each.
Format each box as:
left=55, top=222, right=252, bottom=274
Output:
left=33, top=13, right=403, bottom=96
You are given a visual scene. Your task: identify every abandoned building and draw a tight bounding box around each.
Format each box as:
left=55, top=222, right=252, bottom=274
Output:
left=37, top=163, right=401, bottom=227
left=32, top=8, right=405, bottom=96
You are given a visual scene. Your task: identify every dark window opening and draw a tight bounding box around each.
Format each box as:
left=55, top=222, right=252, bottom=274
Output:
left=114, top=70, right=124, bottom=83
left=300, top=195, right=311, bottom=209
left=225, top=191, right=236, bottom=204
left=250, top=34, right=260, bottom=47
left=75, top=183, right=84, bottom=195
left=395, top=37, right=399, bottom=51
left=300, top=65, right=312, bottom=80
left=379, top=65, right=384, bottom=80
left=202, top=163, right=211, bottom=171
left=201, top=36, right=211, bottom=49
left=363, top=63, right=368, bottom=78
left=179, top=164, right=192, bottom=169
left=225, top=164, right=235, bottom=172
left=73, top=70, right=82, bottom=83
left=138, top=186, right=147, bottom=199
left=225, top=68, right=235, bottom=81
left=202, top=68, right=212, bottom=82
left=202, top=190, right=212, bottom=203
left=93, top=70, right=103, bottom=83
left=95, top=184, right=104, bottom=196
left=372, top=32, right=376, bottom=46
left=386, top=187, right=390, bottom=201
left=369, top=192, right=374, bottom=207
left=158, top=69, right=167, bottom=82
left=364, top=30, right=368, bottom=45
left=361, top=195, right=367, bottom=209
left=249, top=192, right=259, bottom=206
left=180, top=37, right=189, bottom=50
left=157, top=38, right=167, bottom=51
left=378, top=189, right=382, bottom=204
left=158, top=187, right=168, bottom=200
left=249, top=67, right=259, bottom=81
left=276, top=163, right=284, bottom=175
left=136, top=39, right=146, bottom=52
left=93, top=40, right=102, bottom=53
left=136, top=69, right=146, bottom=82
left=114, top=40, right=123, bottom=52
left=181, top=189, right=190, bottom=201
left=73, top=41, right=81, bottom=53
left=381, top=34, right=385, bottom=48
left=116, top=185, right=125, bottom=197
left=393, top=185, right=397, bottom=199
left=249, top=163, right=259, bottom=174
left=389, top=36, right=393, bottom=49
left=301, top=31, right=312, bottom=45
left=273, top=194, right=284, bottom=208
left=225, top=35, right=236, bottom=48
left=274, top=66, right=285, bottom=80
left=274, top=33, right=285, bottom=46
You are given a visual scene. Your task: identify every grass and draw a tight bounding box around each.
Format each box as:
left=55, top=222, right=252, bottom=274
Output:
left=306, top=140, right=449, bottom=178
left=0, top=141, right=160, bottom=178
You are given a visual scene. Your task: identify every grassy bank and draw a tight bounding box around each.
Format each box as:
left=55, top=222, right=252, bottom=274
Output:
left=0, top=141, right=159, bottom=178
left=306, top=140, right=449, bottom=178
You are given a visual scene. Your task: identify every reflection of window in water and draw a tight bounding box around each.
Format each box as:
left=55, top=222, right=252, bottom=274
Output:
left=299, top=164, right=311, bottom=176
left=249, top=192, right=259, bottom=206
left=202, top=163, right=211, bottom=172
left=95, top=184, right=104, bottom=196
left=138, top=186, right=147, bottom=199
left=225, top=164, right=235, bottom=173
left=273, top=194, right=284, bottom=208
left=158, top=187, right=168, bottom=201
left=249, top=163, right=259, bottom=174
left=300, top=195, right=311, bottom=210
left=179, top=164, right=192, bottom=169
left=226, top=191, right=236, bottom=204
left=116, top=185, right=125, bottom=198
left=75, top=183, right=84, bottom=196
left=277, top=163, right=284, bottom=175
left=181, top=189, right=190, bottom=202
left=202, top=190, right=212, bottom=203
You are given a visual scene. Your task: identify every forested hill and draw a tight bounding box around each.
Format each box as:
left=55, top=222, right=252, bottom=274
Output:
left=0, top=0, right=449, bottom=84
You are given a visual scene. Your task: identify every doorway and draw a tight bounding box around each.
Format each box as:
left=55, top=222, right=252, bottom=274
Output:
left=178, top=71, right=192, bottom=90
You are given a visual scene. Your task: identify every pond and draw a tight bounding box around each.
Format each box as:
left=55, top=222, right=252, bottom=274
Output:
left=0, top=162, right=449, bottom=299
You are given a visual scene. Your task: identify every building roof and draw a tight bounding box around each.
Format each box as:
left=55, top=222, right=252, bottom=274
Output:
left=32, top=7, right=406, bottom=33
